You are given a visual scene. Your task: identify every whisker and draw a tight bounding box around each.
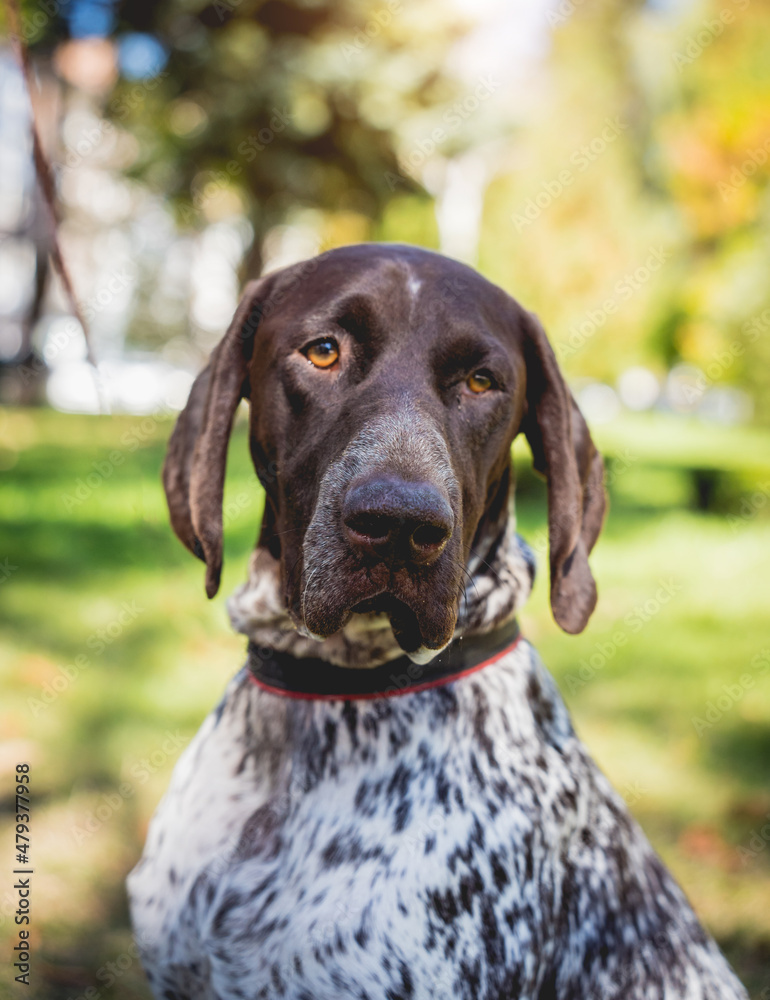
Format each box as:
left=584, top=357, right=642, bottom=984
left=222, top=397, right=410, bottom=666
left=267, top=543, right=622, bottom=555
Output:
left=301, top=565, right=322, bottom=615
left=265, top=526, right=302, bottom=539
left=459, top=562, right=480, bottom=600
left=447, top=559, right=480, bottom=627
left=468, top=546, right=504, bottom=588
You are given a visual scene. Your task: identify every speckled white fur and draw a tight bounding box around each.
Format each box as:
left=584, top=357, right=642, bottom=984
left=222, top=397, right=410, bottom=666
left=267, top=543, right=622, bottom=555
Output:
left=129, top=532, right=747, bottom=1000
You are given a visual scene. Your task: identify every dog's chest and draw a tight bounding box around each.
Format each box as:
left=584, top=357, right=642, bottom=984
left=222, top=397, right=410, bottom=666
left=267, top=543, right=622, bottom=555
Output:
left=129, top=644, right=580, bottom=999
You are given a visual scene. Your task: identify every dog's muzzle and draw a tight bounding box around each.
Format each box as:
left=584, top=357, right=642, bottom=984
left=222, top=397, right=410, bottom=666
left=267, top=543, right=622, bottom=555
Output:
left=297, top=411, right=463, bottom=661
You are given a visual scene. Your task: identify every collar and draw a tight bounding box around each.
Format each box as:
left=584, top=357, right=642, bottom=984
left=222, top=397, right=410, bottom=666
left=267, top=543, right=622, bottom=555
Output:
left=246, top=617, right=521, bottom=700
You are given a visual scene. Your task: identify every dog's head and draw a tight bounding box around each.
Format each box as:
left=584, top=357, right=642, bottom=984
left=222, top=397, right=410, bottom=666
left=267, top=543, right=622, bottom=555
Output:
left=164, top=244, right=605, bottom=661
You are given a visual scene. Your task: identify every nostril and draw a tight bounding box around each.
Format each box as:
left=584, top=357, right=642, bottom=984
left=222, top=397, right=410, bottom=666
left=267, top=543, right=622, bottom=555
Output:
left=346, top=512, right=393, bottom=542
left=411, top=524, right=449, bottom=550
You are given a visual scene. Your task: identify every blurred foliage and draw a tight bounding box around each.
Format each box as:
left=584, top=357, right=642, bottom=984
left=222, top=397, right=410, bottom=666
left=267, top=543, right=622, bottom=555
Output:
left=478, top=0, right=770, bottom=423
left=109, top=0, right=464, bottom=268
left=2, top=0, right=770, bottom=417
left=8, top=0, right=464, bottom=272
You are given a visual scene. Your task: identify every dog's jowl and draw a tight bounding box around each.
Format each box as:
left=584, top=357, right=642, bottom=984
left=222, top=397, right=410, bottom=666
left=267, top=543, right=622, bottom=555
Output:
left=128, top=244, right=747, bottom=999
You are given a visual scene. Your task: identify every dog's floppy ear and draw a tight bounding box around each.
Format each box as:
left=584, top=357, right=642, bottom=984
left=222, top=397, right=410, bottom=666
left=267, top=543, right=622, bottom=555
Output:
left=520, top=310, right=606, bottom=634
left=162, top=278, right=266, bottom=598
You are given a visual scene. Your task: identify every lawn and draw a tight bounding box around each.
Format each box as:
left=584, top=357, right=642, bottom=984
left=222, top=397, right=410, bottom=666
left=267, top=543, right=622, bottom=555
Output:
left=1, top=405, right=769, bottom=998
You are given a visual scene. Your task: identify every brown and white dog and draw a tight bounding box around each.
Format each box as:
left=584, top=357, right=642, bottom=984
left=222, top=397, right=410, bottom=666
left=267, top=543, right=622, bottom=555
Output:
left=128, top=244, right=747, bottom=1000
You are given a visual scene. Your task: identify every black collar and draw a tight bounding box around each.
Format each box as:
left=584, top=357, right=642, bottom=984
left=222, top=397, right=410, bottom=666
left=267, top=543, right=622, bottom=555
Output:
left=246, top=618, right=521, bottom=701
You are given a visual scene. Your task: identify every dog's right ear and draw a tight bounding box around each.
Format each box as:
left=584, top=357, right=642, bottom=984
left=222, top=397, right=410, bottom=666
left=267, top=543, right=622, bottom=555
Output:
left=162, top=278, right=267, bottom=599
left=519, top=310, right=606, bottom=635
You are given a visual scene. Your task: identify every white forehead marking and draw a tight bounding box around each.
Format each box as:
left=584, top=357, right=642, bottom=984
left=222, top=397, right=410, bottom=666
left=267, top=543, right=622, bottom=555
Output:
left=407, top=274, right=422, bottom=298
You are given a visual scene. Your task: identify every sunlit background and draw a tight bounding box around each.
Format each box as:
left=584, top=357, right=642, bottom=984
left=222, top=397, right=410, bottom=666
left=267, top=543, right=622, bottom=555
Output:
left=1, top=0, right=769, bottom=996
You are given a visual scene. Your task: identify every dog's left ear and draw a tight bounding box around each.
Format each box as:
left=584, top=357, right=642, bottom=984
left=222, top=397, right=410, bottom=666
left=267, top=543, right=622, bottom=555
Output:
left=162, top=278, right=267, bottom=598
left=520, top=310, right=606, bottom=634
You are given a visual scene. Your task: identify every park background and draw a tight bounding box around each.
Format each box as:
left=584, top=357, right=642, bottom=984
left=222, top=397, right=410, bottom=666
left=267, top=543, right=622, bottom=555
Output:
left=0, top=0, right=769, bottom=995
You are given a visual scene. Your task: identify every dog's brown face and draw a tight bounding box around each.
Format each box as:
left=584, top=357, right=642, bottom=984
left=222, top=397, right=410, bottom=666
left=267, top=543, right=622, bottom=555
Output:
left=163, top=244, right=606, bottom=660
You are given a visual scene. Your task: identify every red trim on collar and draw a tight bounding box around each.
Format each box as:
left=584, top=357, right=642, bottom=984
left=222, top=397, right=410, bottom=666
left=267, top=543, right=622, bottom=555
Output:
left=247, top=633, right=522, bottom=701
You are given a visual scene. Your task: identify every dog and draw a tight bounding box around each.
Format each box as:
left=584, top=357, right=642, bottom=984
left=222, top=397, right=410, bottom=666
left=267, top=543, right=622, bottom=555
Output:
left=128, top=244, right=747, bottom=999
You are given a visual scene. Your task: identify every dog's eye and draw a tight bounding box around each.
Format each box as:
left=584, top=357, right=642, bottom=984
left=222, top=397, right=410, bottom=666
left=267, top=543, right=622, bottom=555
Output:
left=303, top=338, right=339, bottom=369
left=467, top=370, right=495, bottom=393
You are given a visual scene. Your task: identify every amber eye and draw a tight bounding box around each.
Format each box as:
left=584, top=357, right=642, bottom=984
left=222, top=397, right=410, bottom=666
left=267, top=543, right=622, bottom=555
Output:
left=467, top=370, right=494, bottom=393
left=303, top=338, right=339, bottom=369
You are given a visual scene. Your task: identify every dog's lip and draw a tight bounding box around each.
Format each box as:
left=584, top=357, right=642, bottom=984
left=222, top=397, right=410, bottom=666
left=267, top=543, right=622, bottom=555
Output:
left=299, top=560, right=459, bottom=655
left=350, top=592, right=399, bottom=615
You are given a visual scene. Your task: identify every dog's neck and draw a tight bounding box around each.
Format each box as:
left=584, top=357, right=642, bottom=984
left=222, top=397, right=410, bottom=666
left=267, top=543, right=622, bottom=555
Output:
left=227, top=518, right=535, bottom=669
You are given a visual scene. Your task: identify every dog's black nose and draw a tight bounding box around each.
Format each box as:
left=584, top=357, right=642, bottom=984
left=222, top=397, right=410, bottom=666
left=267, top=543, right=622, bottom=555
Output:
left=342, top=477, right=453, bottom=566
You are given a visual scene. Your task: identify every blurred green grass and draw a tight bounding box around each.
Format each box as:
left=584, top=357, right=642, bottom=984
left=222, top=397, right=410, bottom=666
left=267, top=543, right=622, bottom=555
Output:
left=1, top=406, right=769, bottom=998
